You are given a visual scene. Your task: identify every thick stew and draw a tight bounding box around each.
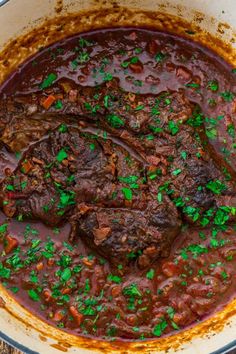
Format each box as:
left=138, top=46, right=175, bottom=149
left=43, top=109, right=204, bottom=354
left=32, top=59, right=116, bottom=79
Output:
left=0, top=28, right=236, bottom=341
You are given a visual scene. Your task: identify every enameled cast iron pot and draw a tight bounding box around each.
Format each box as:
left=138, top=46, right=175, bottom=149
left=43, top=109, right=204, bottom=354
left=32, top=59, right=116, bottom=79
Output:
left=0, top=1, right=236, bottom=353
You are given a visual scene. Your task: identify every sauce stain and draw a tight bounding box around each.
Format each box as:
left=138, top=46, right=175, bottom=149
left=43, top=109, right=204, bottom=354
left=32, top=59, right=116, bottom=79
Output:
left=55, top=0, right=63, bottom=14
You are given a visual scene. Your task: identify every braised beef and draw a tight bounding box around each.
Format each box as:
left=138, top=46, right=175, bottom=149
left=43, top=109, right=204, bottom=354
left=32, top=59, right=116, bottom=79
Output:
left=71, top=194, right=181, bottom=267
left=0, top=88, right=235, bottom=258
left=0, top=27, right=236, bottom=341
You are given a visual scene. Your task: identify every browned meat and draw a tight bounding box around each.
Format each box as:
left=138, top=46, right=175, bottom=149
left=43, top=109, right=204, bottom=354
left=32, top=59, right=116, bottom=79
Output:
left=0, top=86, right=235, bottom=265
left=0, top=119, right=182, bottom=264
left=71, top=195, right=181, bottom=267
left=0, top=125, right=120, bottom=224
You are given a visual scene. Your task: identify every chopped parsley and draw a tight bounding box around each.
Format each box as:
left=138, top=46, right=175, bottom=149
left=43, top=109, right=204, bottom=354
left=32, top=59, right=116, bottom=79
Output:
left=207, top=80, right=219, bottom=92
left=56, top=148, right=68, bottom=162
left=107, top=274, right=122, bottom=284
left=206, top=180, right=226, bottom=194
left=0, top=263, right=11, bottom=279
left=122, top=187, right=132, bottom=201
left=28, top=289, right=40, bottom=302
left=40, top=73, right=57, bottom=89
left=123, top=283, right=142, bottom=297
left=172, top=168, right=182, bottom=176
left=0, top=223, right=8, bottom=236
left=168, top=120, right=179, bottom=135
left=103, top=73, right=113, bottom=82
left=107, top=114, right=125, bottom=128
left=61, top=268, right=72, bottom=282
left=155, top=52, right=166, bottom=63
left=146, top=269, right=155, bottom=280
left=121, top=56, right=139, bottom=68
left=153, top=318, right=168, bottom=337
left=220, top=91, right=234, bottom=102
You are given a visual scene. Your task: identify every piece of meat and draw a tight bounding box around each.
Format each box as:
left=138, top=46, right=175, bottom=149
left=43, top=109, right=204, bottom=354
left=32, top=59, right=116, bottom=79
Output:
left=202, top=101, right=236, bottom=178
left=1, top=82, right=235, bottom=267
left=70, top=195, right=181, bottom=267
left=0, top=125, right=148, bottom=225
left=139, top=121, right=236, bottom=223
left=0, top=80, right=194, bottom=136
left=0, top=112, right=77, bottom=152
left=168, top=127, right=235, bottom=218
left=0, top=126, right=108, bottom=225
left=0, top=143, right=18, bottom=182
left=0, top=96, right=24, bottom=133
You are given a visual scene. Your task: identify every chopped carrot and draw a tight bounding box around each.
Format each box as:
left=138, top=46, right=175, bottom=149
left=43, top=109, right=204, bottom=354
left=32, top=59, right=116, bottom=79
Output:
left=69, top=306, right=83, bottom=325
left=3, top=200, right=16, bottom=218
left=82, top=257, right=95, bottom=267
left=36, top=262, right=44, bottom=271
left=61, top=288, right=71, bottom=295
left=4, top=235, right=18, bottom=254
left=197, top=148, right=205, bottom=157
left=21, top=159, right=33, bottom=174
left=111, top=285, right=121, bottom=297
left=52, top=310, right=65, bottom=322
left=47, top=259, right=54, bottom=266
left=41, top=95, right=56, bottom=110
left=127, top=92, right=136, bottom=102
left=43, top=289, right=52, bottom=302
left=147, top=165, right=157, bottom=174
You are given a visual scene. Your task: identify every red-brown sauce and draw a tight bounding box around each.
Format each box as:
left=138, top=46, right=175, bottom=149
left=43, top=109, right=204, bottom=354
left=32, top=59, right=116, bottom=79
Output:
left=0, top=28, right=236, bottom=341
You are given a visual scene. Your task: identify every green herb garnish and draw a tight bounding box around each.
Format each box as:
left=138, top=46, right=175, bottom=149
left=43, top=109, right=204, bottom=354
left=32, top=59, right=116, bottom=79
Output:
left=40, top=73, right=57, bottom=89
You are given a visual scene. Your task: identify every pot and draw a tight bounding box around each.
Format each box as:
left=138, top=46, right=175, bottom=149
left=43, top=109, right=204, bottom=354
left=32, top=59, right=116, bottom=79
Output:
left=0, top=1, right=236, bottom=353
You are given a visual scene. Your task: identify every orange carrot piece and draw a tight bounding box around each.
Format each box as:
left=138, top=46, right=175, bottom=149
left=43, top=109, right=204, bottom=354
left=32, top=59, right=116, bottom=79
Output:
left=21, top=159, right=33, bottom=174
left=69, top=306, right=83, bottom=326
left=41, top=95, right=56, bottom=110
left=5, top=235, right=18, bottom=254
left=36, top=262, right=44, bottom=271
left=52, top=310, right=65, bottom=322
left=43, top=289, right=52, bottom=302
left=61, top=288, right=71, bottom=295
left=47, top=259, right=55, bottom=266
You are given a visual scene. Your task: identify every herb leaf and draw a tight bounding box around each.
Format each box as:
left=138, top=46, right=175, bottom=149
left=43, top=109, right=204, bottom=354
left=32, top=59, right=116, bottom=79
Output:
left=56, top=149, right=68, bottom=162
left=40, top=73, right=57, bottom=89
left=107, top=114, right=125, bottom=128
left=153, top=318, right=168, bottom=337
left=122, top=187, right=133, bottom=201
left=28, top=289, right=40, bottom=302
left=61, top=268, right=72, bottom=282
